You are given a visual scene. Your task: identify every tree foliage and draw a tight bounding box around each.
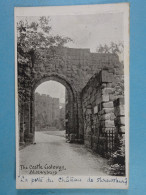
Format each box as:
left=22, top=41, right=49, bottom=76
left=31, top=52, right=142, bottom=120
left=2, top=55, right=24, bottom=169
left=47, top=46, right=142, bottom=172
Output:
left=17, top=16, right=72, bottom=102
left=96, top=42, right=124, bottom=55
left=108, top=134, right=125, bottom=176
left=17, top=16, right=72, bottom=62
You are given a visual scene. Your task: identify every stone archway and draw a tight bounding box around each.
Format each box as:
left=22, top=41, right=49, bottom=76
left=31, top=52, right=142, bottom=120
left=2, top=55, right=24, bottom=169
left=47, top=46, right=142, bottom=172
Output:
left=19, top=47, right=121, bottom=146
left=29, top=73, right=79, bottom=142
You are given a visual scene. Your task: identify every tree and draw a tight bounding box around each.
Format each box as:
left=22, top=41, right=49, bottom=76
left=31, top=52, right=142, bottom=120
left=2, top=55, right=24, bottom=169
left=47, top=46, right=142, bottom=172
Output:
left=96, top=42, right=124, bottom=54
left=17, top=16, right=72, bottom=102
left=17, top=16, right=72, bottom=60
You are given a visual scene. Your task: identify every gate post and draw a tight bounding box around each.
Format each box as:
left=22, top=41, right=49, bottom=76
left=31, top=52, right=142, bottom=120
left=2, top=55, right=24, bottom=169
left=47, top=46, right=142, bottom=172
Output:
left=19, top=103, right=25, bottom=145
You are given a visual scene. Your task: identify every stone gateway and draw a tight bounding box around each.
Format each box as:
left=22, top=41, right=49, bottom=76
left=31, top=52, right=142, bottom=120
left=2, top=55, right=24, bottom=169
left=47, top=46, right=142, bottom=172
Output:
left=18, top=46, right=125, bottom=157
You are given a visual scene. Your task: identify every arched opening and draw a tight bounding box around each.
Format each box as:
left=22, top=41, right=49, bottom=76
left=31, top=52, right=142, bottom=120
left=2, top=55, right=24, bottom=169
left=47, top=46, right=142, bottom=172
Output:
left=34, top=81, right=66, bottom=142
left=30, top=74, right=78, bottom=143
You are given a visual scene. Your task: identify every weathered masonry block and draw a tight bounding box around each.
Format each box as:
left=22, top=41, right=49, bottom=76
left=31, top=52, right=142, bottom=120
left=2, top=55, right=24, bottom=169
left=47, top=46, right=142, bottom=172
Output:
left=99, top=70, right=113, bottom=83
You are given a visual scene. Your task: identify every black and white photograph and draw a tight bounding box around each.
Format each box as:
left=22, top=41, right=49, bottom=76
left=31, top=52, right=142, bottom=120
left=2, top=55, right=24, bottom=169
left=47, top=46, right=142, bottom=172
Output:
left=15, top=3, right=129, bottom=189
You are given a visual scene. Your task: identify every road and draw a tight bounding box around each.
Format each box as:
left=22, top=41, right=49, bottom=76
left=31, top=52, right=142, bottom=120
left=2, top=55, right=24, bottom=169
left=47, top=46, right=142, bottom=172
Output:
left=19, top=131, right=108, bottom=176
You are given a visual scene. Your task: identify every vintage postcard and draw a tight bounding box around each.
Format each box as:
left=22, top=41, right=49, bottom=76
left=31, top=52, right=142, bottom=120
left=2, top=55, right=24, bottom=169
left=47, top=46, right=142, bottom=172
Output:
left=15, top=3, right=129, bottom=189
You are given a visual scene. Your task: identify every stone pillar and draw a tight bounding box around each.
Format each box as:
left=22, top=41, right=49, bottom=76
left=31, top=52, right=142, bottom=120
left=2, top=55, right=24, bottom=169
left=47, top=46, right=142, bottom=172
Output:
left=26, top=93, right=35, bottom=144
left=31, top=97, right=35, bottom=143
left=77, top=93, right=84, bottom=142
left=23, top=102, right=30, bottom=142
left=114, top=98, right=125, bottom=134
left=114, top=98, right=125, bottom=154
left=68, top=95, right=78, bottom=143
left=113, top=98, right=125, bottom=175
left=64, top=89, right=79, bottom=143
left=97, top=70, right=116, bottom=156
left=19, top=104, right=25, bottom=145
left=99, top=70, right=116, bottom=133
left=84, top=105, right=92, bottom=148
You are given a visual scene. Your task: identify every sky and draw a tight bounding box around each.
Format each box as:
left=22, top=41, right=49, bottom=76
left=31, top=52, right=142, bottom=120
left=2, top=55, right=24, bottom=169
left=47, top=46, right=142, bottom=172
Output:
left=31, top=13, right=123, bottom=101
left=18, top=12, right=123, bottom=52
left=35, top=81, right=65, bottom=103
left=49, top=13, right=123, bottom=52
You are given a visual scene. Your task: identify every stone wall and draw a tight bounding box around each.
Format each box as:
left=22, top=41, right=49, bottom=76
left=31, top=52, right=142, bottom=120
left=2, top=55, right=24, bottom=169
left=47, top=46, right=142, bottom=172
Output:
left=82, top=68, right=125, bottom=157
left=34, top=47, right=121, bottom=92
